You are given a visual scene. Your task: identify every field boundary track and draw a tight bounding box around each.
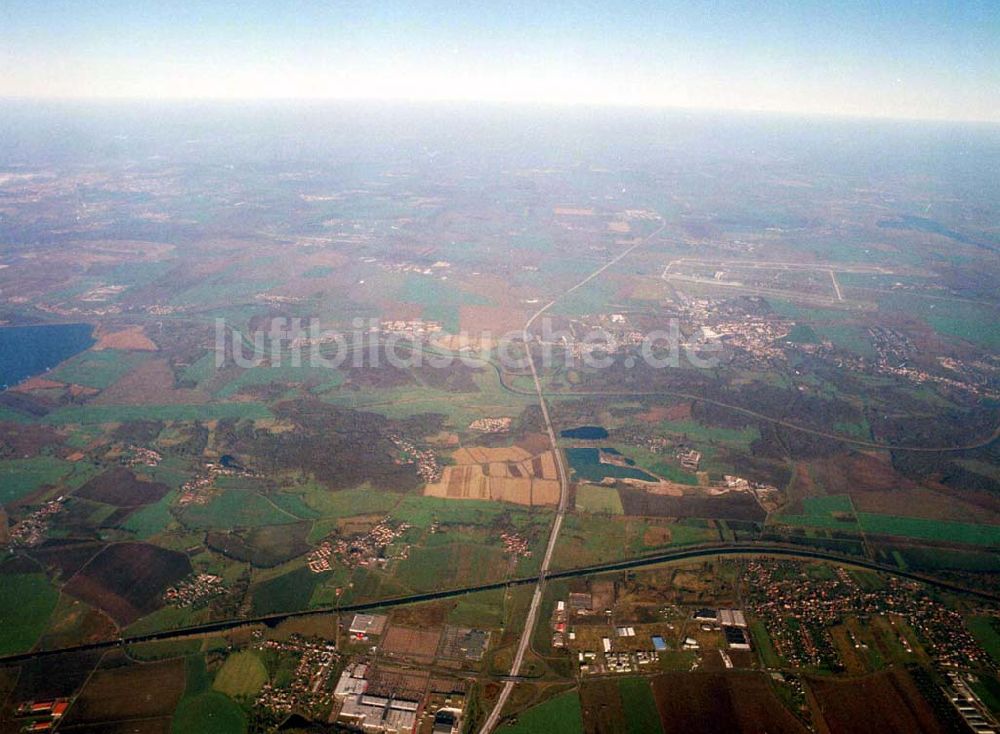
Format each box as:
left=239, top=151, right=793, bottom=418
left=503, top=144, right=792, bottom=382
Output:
left=2, top=543, right=998, bottom=664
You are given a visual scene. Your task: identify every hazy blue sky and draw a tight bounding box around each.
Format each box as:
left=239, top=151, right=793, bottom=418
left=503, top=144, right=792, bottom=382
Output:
left=2, top=1, right=998, bottom=121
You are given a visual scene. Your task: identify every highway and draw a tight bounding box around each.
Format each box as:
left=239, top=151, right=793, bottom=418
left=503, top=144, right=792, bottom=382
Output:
left=2, top=541, right=997, bottom=668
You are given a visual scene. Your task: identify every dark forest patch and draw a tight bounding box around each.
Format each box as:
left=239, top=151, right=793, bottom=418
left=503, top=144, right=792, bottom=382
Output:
left=219, top=401, right=425, bottom=492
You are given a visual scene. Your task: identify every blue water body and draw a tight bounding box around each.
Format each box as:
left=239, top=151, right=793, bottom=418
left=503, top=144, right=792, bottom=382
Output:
left=560, top=426, right=609, bottom=440
left=565, top=447, right=658, bottom=483
left=0, top=323, right=95, bottom=389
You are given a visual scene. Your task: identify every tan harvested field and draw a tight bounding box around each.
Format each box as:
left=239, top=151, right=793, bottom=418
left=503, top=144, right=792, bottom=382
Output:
left=68, top=384, right=100, bottom=398
left=807, top=668, right=951, bottom=734
left=381, top=625, right=442, bottom=661
left=338, top=514, right=383, bottom=534
left=529, top=479, right=561, bottom=504
left=93, top=325, right=158, bottom=351
left=94, top=359, right=210, bottom=405
left=487, top=462, right=514, bottom=478
left=488, top=477, right=533, bottom=504
left=643, top=524, right=672, bottom=545
left=636, top=402, right=692, bottom=423
left=424, top=446, right=561, bottom=505
left=459, top=304, right=527, bottom=335
left=11, top=375, right=65, bottom=392
left=380, top=301, right=425, bottom=321
left=554, top=207, right=596, bottom=216
left=538, top=451, right=557, bottom=479
left=452, top=446, right=533, bottom=465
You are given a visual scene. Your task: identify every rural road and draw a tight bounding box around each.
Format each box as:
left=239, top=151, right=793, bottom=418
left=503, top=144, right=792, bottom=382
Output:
left=477, top=221, right=666, bottom=734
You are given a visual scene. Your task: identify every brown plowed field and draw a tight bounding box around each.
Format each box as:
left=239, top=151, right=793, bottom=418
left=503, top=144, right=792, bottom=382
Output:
left=59, top=657, right=185, bottom=730
left=381, top=625, right=442, bottom=661
left=64, top=542, right=191, bottom=626
left=75, top=467, right=170, bottom=507
left=93, top=325, right=158, bottom=351
left=807, top=668, right=954, bottom=734
left=652, top=671, right=807, bottom=734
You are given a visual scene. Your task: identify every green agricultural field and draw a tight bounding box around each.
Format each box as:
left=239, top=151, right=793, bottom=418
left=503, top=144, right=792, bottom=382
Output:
left=47, top=349, right=146, bottom=389
left=777, top=495, right=858, bottom=530
left=618, top=678, right=664, bottom=734
left=448, top=588, right=507, bottom=628
left=216, top=364, right=343, bottom=398
left=971, top=674, right=1000, bottom=717
left=399, top=273, right=491, bottom=333
left=300, top=484, right=404, bottom=520
left=552, top=515, right=628, bottom=568
left=665, top=520, right=718, bottom=547
left=575, top=484, right=624, bottom=514
left=268, top=491, right=322, bottom=520
left=125, top=604, right=207, bottom=637
left=395, top=542, right=509, bottom=592
left=44, top=402, right=272, bottom=425
left=657, top=419, right=760, bottom=450
left=878, top=292, right=1000, bottom=351
left=251, top=566, right=328, bottom=616
left=750, top=620, right=782, bottom=668
left=178, top=350, right=218, bottom=387
left=858, top=514, right=1000, bottom=547
left=324, top=378, right=530, bottom=427
left=123, top=490, right=179, bottom=538
left=832, top=418, right=871, bottom=439
left=610, top=444, right=700, bottom=486
left=767, top=300, right=854, bottom=323
left=498, top=689, right=583, bottom=734
left=550, top=276, right=620, bottom=317
left=127, top=639, right=203, bottom=661
left=0, top=456, right=82, bottom=504
left=968, top=617, right=1000, bottom=665
left=179, top=490, right=302, bottom=529
left=785, top=323, right=819, bottom=343
left=213, top=651, right=268, bottom=698
left=813, top=324, right=876, bottom=357
left=171, top=276, right=280, bottom=308
left=392, top=495, right=504, bottom=527
left=171, top=691, right=246, bottom=734
left=0, top=573, right=59, bottom=656
left=887, top=547, right=1000, bottom=574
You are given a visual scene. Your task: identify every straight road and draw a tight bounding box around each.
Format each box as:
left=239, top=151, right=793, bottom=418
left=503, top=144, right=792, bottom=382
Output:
left=477, top=222, right=665, bottom=733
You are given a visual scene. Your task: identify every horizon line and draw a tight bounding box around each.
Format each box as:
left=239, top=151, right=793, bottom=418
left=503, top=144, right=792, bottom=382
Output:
left=1, top=95, right=998, bottom=127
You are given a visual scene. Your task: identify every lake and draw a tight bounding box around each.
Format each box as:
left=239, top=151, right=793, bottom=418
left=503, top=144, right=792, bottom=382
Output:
left=565, top=447, right=658, bottom=483
left=560, top=425, right=609, bottom=440
left=0, top=323, right=95, bottom=389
